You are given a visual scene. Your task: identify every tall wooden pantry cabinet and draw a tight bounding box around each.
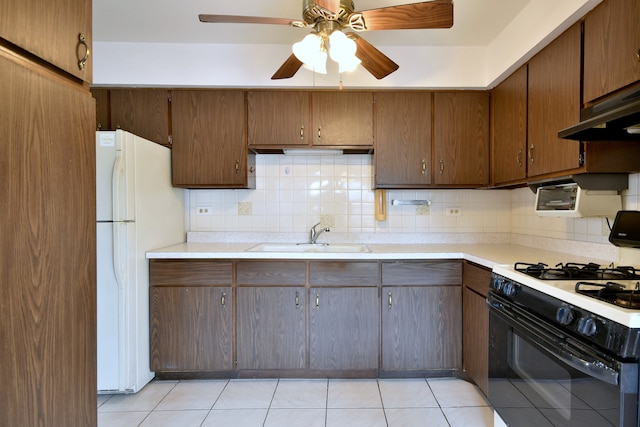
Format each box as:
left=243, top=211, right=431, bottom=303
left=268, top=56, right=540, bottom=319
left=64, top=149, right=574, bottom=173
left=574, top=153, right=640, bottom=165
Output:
left=0, top=0, right=97, bottom=425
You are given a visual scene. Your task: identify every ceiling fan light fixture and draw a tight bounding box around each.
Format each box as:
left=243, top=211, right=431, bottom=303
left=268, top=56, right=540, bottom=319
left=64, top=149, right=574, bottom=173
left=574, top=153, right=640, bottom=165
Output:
left=293, top=33, right=328, bottom=74
left=328, top=30, right=361, bottom=73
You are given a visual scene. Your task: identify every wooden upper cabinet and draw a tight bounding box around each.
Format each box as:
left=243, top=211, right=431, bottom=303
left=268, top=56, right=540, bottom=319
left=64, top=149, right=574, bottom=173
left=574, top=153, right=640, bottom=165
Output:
left=491, top=65, right=528, bottom=186
left=433, top=92, right=490, bottom=186
left=527, top=23, right=581, bottom=179
left=92, top=88, right=110, bottom=131
left=171, top=90, right=255, bottom=188
left=0, top=0, right=92, bottom=82
left=247, top=91, right=310, bottom=147
left=584, top=0, right=640, bottom=103
left=374, top=92, right=432, bottom=188
left=311, top=92, right=374, bottom=147
left=110, top=89, right=171, bottom=146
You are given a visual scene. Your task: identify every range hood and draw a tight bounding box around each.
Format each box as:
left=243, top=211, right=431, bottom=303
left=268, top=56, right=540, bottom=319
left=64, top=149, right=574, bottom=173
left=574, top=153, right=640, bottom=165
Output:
left=559, top=83, right=640, bottom=141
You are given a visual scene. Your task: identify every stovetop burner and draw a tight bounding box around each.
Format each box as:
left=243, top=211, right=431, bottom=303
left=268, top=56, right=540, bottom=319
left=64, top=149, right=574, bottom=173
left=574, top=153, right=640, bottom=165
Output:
left=576, top=281, right=640, bottom=309
left=515, top=262, right=640, bottom=281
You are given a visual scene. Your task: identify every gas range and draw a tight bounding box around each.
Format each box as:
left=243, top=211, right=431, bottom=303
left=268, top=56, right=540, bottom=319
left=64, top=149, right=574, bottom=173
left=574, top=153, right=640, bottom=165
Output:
left=492, top=263, right=640, bottom=329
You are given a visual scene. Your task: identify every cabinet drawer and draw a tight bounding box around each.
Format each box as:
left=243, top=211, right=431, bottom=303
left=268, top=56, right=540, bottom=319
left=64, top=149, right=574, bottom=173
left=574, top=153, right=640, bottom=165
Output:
left=463, top=261, right=491, bottom=297
left=309, top=261, right=379, bottom=286
left=150, top=260, right=232, bottom=286
left=237, top=261, right=306, bottom=285
left=381, top=260, right=461, bottom=286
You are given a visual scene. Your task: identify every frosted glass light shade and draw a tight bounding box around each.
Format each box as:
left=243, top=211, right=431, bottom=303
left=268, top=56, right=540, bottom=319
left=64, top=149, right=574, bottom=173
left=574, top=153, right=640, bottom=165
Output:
left=293, top=33, right=327, bottom=74
left=328, top=31, right=361, bottom=73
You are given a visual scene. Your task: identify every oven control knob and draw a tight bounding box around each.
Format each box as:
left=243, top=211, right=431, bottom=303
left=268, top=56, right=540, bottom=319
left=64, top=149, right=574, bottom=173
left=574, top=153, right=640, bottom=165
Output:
left=577, top=317, right=597, bottom=337
left=503, top=282, right=519, bottom=297
left=556, top=307, right=575, bottom=325
left=492, top=278, right=505, bottom=292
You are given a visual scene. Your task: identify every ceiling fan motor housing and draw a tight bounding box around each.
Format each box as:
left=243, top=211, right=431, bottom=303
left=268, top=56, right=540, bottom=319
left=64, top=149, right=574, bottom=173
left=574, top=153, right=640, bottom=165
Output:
left=303, top=0, right=355, bottom=27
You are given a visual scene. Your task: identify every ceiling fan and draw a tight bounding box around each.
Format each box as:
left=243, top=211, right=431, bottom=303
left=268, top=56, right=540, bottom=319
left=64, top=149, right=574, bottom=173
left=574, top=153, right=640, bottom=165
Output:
left=199, top=0, right=453, bottom=80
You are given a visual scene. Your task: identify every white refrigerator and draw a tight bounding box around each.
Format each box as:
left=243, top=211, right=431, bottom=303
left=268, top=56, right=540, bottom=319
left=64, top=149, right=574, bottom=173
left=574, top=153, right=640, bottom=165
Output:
left=96, top=130, right=185, bottom=393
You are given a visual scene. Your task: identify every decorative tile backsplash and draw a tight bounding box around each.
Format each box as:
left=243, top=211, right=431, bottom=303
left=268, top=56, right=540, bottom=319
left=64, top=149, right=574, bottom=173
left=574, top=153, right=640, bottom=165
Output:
left=187, top=154, right=640, bottom=245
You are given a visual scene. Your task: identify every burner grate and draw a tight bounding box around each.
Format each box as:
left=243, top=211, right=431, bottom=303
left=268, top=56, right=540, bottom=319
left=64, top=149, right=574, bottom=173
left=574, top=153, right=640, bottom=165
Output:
left=515, top=262, right=640, bottom=280
left=575, top=281, right=640, bottom=309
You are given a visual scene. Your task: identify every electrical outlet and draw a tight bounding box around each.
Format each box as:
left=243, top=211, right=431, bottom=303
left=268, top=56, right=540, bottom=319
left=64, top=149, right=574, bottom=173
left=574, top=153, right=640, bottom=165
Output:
left=446, top=207, right=462, bottom=216
left=196, top=206, right=212, bottom=216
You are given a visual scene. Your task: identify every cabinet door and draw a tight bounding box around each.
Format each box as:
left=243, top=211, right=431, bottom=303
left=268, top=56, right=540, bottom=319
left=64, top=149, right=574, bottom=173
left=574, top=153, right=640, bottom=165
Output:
left=527, top=23, right=581, bottom=178
left=311, top=92, right=374, bottom=146
left=237, top=287, right=306, bottom=370
left=0, top=51, right=96, bottom=426
left=492, top=66, right=528, bottom=185
left=0, top=0, right=92, bottom=81
left=584, top=0, right=640, bottom=103
left=463, top=287, right=488, bottom=395
left=374, top=92, right=432, bottom=187
left=248, top=91, right=310, bottom=147
left=382, top=286, right=461, bottom=370
left=433, top=92, right=489, bottom=186
left=171, top=90, right=253, bottom=188
left=110, top=89, right=170, bottom=146
left=310, top=287, right=379, bottom=370
left=150, top=287, right=232, bottom=371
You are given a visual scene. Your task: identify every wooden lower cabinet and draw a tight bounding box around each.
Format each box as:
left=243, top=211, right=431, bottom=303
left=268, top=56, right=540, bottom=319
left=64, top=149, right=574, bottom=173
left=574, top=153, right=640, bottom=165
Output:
left=382, top=286, right=462, bottom=371
left=309, top=287, right=379, bottom=371
left=462, top=261, right=492, bottom=395
left=237, top=287, right=306, bottom=370
left=150, top=286, right=232, bottom=371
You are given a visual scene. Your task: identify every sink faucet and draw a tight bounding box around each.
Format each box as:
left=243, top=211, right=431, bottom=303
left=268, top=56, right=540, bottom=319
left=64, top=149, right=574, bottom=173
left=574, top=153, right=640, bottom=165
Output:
left=309, top=222, right=330, bottom=244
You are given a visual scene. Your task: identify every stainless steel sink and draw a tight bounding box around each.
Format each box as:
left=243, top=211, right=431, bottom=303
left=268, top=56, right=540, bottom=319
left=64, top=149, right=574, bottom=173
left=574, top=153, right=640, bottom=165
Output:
left=247, top=243, right=370, bottom=253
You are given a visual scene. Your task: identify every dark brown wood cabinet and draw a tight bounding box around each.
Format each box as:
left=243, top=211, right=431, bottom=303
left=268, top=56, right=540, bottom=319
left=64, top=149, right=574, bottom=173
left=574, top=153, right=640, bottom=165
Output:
left=0, top=44, right=96, bottom=425
left=374, top=92, right=432, bottom=187
left=109, top=89, right=171, bottom=146
left=149, top=260, right=233, bottom=372
left=311, top=91, right=374, bottom=147
left=247, top=91, right=310, bottom=147
left=236, top=261, right=307, bottom=370
left=583, top=0, right=640, bottom=103
left=171, top=90, right=255, bottom=188
left=462, top=261, right=491, bottom=396
left=491, top=65, right=528, bottom=186
left=381, top=261, right=462, bottom=372
left=433, top=92, right=490, bottom=186
left=309, top=261, right=379, bottom=372
left=527, top=23, right=581, bottom=179
left=0, top=0, right=92, bottom=82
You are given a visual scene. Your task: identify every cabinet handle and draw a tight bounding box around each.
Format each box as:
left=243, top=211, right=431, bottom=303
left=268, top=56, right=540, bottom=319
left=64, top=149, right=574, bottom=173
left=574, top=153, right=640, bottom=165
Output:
left=317, top=127, right=321, bottom=140
left=315, top=292, right=320, bottom=308
left=421, top=159, right=426, bottom=175
left=221, top=291, right=226, bottom=307
left=295, top=291, right=300, bottom=308
left=300, top=126, right=305, bottom=140
left=388, top=291, right=393, bottom=310
left=439, top=159, right=444, bottom=174
left=636, top=49, right=640, bottom=62
left=529, top=144, right=535, bottom=163
left=517, top=149, right=523, bottom=167
left=77, top=33, right=90, bottom=70
left=235, top=160, right=240, bottom=174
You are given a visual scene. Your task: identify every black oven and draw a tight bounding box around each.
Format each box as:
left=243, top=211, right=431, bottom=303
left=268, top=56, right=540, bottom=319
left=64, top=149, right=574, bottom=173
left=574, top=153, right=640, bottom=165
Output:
left=488, top=289, right=639, bottom=427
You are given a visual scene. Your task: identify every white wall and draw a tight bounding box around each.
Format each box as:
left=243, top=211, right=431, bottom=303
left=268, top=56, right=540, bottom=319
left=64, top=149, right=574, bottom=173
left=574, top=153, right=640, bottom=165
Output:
left=92, top=0, right=601, bottom=89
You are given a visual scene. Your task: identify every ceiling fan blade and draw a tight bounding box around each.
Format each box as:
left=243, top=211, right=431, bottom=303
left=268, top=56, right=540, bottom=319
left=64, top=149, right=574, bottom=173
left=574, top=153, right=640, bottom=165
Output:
left=347, top=33, right=399, bottom=79
left=315, top=0, right=340, bottom=13
left=199, top=14, right=299, bottom=26
left=356, top=0, right=453, bottom=31
left=271, top=54, right=304, bottom=80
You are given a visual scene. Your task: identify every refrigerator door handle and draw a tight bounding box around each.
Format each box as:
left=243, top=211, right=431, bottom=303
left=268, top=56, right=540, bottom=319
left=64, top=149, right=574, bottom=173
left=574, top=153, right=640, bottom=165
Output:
left=113, top=222, right=126, bottom=290
left=112, top=148, right=125, bottom=222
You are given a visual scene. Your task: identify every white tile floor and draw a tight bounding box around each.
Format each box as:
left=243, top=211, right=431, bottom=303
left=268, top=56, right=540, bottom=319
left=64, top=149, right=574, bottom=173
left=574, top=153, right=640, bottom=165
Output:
left=98, top=378, right=494, bottom=427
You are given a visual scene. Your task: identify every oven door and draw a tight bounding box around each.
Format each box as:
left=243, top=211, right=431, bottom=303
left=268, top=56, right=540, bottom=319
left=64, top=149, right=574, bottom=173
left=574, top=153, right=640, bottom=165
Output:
left=487, top=292, right=638, bottom=427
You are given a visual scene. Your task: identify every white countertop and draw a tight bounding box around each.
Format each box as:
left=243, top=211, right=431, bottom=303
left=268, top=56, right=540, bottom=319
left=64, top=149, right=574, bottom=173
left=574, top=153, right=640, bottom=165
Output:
left=146, top=241, right=611, bottom=270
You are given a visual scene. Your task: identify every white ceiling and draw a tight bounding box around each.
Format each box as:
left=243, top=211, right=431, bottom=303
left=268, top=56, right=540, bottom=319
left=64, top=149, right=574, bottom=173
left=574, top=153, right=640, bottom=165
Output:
left=93, top=0, right=533, bottom=47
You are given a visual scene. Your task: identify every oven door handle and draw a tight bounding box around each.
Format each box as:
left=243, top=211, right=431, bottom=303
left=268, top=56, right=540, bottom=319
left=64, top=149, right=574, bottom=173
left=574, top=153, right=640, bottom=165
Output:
left=554, top=342, right=619, bottom=386
left=489, top=295, right=621, bottom=387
